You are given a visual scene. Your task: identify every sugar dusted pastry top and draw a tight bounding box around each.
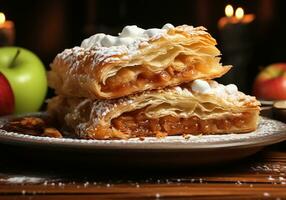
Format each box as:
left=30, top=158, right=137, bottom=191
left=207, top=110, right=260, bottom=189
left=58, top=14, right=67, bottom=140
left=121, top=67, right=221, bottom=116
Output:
left=49, top=24, right=231, bottom=99
left=86, top=80, right=259, bottom=121
left=81, top=23, right=175, bottom=49
left=85, top=79, right=260, bottom=121
left=62, top=24, right=214, bottom=67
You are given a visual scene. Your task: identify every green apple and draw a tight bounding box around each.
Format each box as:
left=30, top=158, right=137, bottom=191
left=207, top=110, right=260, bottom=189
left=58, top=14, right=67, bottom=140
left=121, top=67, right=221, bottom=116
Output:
left=0, top=47, right=47, bottom=114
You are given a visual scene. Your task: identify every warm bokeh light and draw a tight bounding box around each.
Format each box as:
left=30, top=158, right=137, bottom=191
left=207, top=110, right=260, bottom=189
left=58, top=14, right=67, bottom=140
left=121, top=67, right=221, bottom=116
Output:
left=225, top=4, right=234, bottom=17
left=0, top=12, right=5, bottom=24
left=235, top=7, right=244, bottom=20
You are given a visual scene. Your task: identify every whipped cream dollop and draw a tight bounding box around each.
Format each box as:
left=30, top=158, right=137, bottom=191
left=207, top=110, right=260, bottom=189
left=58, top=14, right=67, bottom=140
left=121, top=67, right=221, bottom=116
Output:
left=190, top=79, right=238, bottom=95
left=81, top=23, right=175, bottom=49
left=191, top=79, right=212, bottom=94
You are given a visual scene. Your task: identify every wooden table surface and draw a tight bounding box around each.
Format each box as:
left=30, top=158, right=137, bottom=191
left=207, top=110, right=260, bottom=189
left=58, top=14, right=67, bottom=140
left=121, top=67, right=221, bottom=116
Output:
left=0, top=109, right=286, bottom=199
left=0, top=144, right=286, bottom=199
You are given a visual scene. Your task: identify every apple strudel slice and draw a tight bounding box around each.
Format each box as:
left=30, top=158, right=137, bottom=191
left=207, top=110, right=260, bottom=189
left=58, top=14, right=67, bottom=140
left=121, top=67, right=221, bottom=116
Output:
left=47, top=80, right=260, bottom=140
left=48, top=24, right=231, bottom=99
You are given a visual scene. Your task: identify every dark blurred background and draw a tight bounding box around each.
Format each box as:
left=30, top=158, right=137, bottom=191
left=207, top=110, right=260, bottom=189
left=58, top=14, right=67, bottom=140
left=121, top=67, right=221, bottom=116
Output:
left=1, top=0, right=286, bottom=94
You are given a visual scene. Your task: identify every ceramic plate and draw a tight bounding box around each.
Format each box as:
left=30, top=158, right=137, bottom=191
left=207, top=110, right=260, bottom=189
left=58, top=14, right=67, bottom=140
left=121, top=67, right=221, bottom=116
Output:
left=0, top=113, right=286, bottom=167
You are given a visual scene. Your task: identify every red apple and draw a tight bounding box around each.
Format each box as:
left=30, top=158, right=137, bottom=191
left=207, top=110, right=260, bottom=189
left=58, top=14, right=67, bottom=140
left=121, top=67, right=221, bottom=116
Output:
left=0, top=72, right=14, bottom=115
left=253, top=63, right=286, bottom=100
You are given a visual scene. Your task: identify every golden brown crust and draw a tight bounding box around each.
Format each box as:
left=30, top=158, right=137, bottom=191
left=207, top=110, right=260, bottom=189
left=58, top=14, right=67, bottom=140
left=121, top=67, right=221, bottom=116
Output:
left=48, top=25, right=231, bottom=99
left=47, top=24, right=260, bottom=140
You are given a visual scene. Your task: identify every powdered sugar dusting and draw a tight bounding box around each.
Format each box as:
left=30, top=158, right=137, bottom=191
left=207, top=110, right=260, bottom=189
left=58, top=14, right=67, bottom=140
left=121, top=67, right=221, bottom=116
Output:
left=92, top=46, right=129, bottom=66
left=78, top=24, right=175, bottom=66
left=0, top=176, right=45, bottom=184
left=55, top=24, right=210, bottom=67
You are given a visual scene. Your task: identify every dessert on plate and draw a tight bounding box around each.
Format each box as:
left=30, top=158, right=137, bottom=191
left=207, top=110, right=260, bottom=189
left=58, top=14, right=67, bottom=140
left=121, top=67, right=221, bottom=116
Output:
left=48, top=80, right=260, bottom=139
left=47, top=24, right=260, bottom=140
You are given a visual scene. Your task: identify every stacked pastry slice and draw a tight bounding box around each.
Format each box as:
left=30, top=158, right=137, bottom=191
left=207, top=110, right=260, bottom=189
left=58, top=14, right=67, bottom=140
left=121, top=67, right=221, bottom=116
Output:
left=48, top=24, right=260, bottom=139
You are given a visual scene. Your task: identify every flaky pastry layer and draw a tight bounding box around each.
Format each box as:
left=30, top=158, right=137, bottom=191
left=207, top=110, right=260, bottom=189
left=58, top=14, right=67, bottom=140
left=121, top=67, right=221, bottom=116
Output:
left=48, top=80, right=260, bottom=140
left=48, top=25, right=231, bottom=99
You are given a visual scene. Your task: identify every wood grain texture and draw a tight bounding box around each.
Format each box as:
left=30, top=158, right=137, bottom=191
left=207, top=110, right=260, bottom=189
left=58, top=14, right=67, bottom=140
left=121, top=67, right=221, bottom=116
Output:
left=0, top=145, right=286, bottom=199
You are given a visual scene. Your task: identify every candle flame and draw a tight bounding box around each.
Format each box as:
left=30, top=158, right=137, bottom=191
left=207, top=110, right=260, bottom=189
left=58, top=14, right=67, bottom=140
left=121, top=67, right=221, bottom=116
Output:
left=235, top=7, right=244, bottom=20
left=0, top=12, right=5, bottom=24
left=225, top=4, right=234, bottom=17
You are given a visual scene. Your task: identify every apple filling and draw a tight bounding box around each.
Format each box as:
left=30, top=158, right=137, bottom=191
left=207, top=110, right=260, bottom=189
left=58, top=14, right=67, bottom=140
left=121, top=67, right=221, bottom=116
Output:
left=111, top=108, right=254, bottom=137
left=101, top=65, right=181, bottom=93
left=101, top=54, right=221, bottom=97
